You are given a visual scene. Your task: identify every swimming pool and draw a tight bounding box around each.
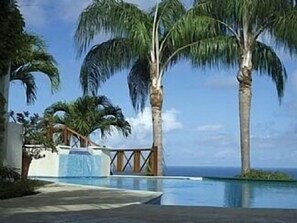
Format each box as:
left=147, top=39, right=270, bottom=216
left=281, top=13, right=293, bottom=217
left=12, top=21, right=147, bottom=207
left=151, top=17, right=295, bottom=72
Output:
left=39, top=176, right=297, bottom=209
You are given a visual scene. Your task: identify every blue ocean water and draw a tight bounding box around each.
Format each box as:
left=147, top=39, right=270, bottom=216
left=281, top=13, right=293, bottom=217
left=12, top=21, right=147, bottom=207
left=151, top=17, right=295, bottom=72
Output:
left=164, top=166, right=297, bottom=179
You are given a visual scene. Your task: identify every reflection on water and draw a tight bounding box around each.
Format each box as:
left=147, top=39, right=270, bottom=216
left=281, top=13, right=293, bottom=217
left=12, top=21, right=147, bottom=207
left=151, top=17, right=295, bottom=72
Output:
left=223, top=179, right=297, bottom=208
left=224, top=180, right=251, bottom=208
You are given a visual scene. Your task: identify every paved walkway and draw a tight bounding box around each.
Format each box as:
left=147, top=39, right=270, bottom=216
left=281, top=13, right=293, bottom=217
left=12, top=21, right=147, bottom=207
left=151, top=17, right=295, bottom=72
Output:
left=1, top=183, right=297, bottom=223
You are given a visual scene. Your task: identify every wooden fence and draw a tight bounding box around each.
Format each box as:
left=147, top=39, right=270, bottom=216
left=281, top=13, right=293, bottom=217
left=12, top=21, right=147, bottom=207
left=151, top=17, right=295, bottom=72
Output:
left=110, top=146, right=158, bottom=176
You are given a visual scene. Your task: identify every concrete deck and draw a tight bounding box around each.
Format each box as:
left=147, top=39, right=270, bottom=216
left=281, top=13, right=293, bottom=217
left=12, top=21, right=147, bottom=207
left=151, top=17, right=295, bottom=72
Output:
left=1, top=183, right=297, bottom=223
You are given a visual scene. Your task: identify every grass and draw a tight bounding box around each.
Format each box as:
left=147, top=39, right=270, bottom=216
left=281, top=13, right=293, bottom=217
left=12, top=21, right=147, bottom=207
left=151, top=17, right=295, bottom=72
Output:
left=236, top=169, right=294, bottom=181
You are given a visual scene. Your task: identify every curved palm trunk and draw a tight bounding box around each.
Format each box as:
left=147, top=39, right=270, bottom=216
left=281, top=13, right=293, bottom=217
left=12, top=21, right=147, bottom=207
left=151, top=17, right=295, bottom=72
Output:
left=237, top=50, right=252, bottom=174
left=149, top=62, right=163, bottom=176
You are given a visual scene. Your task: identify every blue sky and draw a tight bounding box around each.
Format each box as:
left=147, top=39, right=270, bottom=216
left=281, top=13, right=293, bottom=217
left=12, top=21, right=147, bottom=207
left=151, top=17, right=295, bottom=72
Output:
left=13, top=0, right=297, bottom=168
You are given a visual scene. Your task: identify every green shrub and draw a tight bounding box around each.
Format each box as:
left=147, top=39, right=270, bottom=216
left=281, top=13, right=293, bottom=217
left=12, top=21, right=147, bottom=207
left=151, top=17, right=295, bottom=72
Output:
left=0, top=166, right=51, bottom=199
left=0, top=166, right=20, bottom=182
left=0, top=180, right=36, bottom=199
left=237, top=169, right=293, bottom=181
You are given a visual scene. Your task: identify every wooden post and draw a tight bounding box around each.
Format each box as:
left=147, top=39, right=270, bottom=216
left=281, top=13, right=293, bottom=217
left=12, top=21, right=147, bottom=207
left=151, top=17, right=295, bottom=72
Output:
left=63, top=128, right=69, bottom=145
left=133, top=151, right=141, bottom=172
left=117, top=151, right=124, bottom=172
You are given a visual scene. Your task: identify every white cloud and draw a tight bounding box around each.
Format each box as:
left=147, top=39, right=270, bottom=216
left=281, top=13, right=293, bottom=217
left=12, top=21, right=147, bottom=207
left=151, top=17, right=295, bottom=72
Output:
left=99, top=107, right=182, bottom=148
left=196, top=124, right=223, bottom=132
left=163, top=109, right=183, bottom=132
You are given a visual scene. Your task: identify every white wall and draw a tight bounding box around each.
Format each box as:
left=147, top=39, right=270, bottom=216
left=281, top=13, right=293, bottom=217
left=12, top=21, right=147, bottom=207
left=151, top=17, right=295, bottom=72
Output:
left=28, top=149, right=60, bottom=177
left=5, top=123, right=23, bottom=173
left=29, top=146, right=111, bottom=177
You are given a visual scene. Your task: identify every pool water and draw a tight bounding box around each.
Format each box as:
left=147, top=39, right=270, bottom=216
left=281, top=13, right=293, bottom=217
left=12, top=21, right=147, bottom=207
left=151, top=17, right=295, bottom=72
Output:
left=39, top=176, right=297, bottom=209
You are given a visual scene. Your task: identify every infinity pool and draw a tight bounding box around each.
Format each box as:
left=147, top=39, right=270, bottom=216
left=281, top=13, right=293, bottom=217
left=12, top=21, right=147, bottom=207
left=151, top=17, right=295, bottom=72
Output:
left=39, top=176, right=297, bottom=209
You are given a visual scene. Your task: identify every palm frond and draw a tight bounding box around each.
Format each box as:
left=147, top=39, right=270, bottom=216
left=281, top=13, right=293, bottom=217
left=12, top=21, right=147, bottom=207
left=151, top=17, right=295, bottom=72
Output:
left=128, top=58, right=150, bottom=111
left=92, top=105, right=131, bottom=137
left=44, top=101, right=70, bottom=116
left=151, top=0, right=186, bottom=35
left=80, top=38, right=137, bottom=95
left=159, top=2, right=226, bottom=69
left=10, top=72, right=37, bottom=104
left=253, top=41, right=287, bottom=101
left=44, top=96, right=131, bottom=138
left=75, top=0, right=151, bottom=56
left=10, top=32, right=60, bottom=103
left=271, top=7, right=297, bottom=54
left=195, top=0, right=294, bottom=37
left=189, top=36, right=239, bottom=69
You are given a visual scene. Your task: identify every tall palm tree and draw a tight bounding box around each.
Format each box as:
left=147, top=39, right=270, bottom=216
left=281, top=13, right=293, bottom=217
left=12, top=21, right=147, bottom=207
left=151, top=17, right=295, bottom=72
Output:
left=44, top=96, right=131, bottom=139
left=74, top=0, right=221, bottom=175
left=10, top=33, right=60, bottom=104
left=192, top=0, right=297, bottom=174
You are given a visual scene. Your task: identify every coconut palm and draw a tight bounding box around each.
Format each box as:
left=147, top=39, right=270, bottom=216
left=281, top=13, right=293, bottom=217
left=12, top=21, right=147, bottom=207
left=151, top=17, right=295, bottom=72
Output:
left=192, top=0, right=297, bottom=174
left=44, top=96, right=131, bottom=139
left=10, top=33, right=60, bottom=104
left=74, top=0, right=221, bottom=175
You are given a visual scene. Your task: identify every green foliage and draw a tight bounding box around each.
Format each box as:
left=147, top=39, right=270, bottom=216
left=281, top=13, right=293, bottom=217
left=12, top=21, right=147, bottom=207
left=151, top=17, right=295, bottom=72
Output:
left=10, top=33, right=60, bottom=104
left=0, top=180, right=36, bottom=199
left=9, top=111, right=57, bottom=159
left=0, top=166, right=51, bottom=199
left=0, top=166, right=30, bottom=199
left=237, top=169, right=293, bottom=181
left=75, top=0, right=223, bottom=110
left=44, top=96, right=131, bottom=138
left=0, top=0, right=25, bottom=75
left=0, top=166, right=20, bottom=182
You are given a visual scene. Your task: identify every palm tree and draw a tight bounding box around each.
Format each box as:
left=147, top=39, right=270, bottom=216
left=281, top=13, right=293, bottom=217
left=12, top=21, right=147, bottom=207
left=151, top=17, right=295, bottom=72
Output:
left=192, top=0, right=297, bottom=174
left=44, top=96, right=131, bottom=139
left=10, top=33, right=60, bottom=104
left=0, top=0, right=24, bottom=166
left=74, top=0, right=221, bottom=175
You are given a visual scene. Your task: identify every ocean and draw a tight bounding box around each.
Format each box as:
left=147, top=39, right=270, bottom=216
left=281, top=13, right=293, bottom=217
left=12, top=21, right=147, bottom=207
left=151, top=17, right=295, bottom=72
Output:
left=164, top=166, right=297, bottom=179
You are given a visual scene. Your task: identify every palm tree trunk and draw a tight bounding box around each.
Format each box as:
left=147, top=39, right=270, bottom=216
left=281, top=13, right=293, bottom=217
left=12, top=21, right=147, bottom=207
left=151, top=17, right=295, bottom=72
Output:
left=149, top=62, right=163, bottom=176
left=237, top=51, right=252, bottom=174
left=0, top=62, right=11, bottom=166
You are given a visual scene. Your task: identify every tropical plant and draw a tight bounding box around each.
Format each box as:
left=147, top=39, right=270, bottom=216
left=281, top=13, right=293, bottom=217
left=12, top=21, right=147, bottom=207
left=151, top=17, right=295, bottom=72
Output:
left=74, top=0, right=221, bottom=175
left=192, top=0, right=297, bottom=174
left=10, top=33, right=60, bottom=104
left=237, top=169, right=293, bottom=181
left=10, top=111, right=57, bottom=157
left=44, top=96, right=131, bottom=139
left=9, top=111, right=57, bottom=178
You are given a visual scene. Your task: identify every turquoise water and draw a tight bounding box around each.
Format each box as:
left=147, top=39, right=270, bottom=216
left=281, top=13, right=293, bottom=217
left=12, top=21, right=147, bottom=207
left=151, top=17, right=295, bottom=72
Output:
left=40, top=176, right=297, bottom=209
left=59, top=154, right=101, bottom=177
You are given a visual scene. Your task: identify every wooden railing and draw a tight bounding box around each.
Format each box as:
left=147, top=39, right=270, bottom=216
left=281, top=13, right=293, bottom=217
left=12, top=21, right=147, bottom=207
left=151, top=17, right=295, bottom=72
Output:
left=110, top=146, right=158, bottom=176
left=48, top=125, right=100, bottom=148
